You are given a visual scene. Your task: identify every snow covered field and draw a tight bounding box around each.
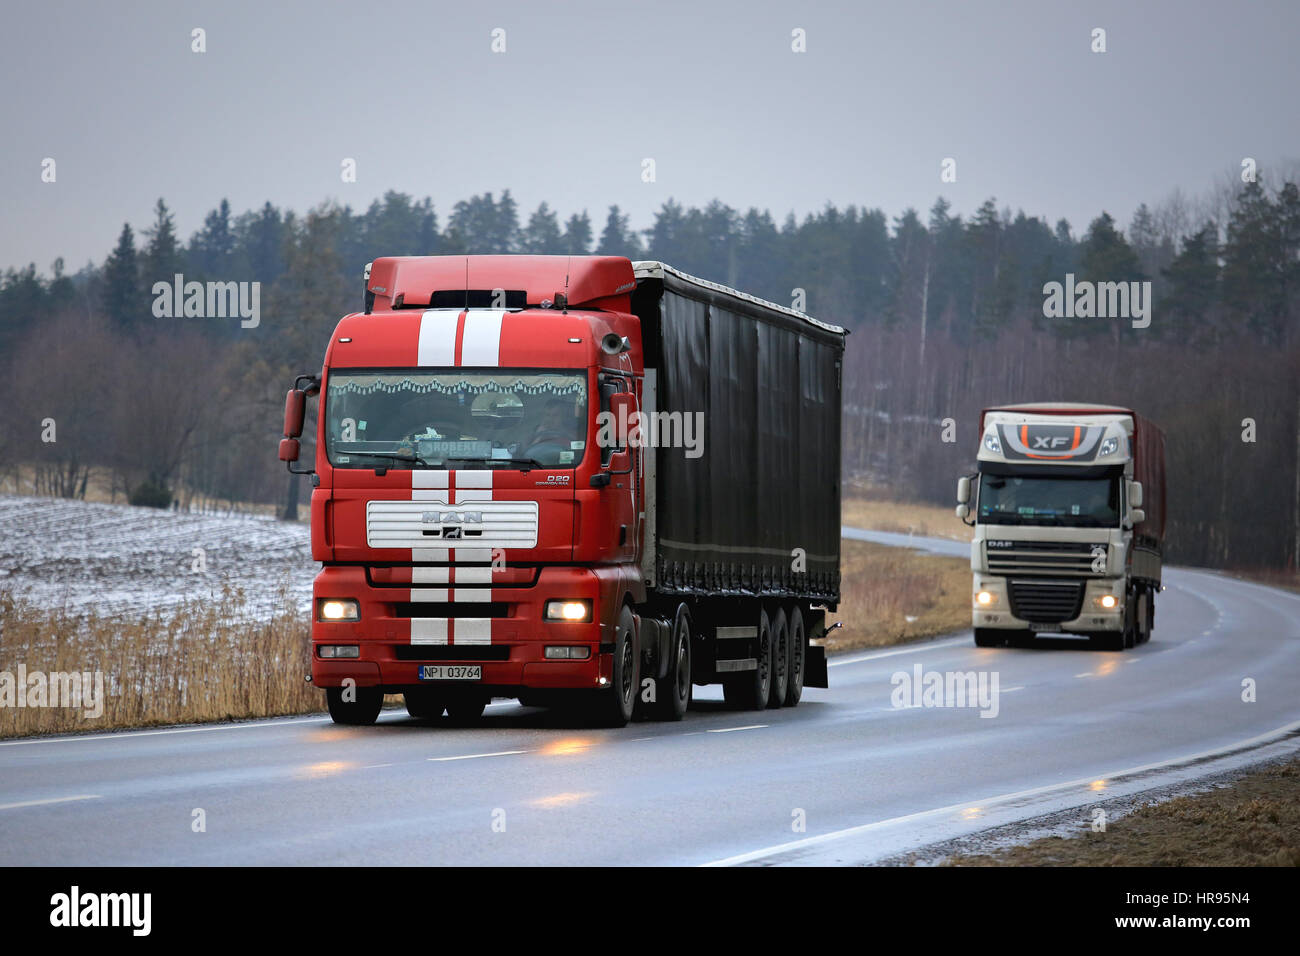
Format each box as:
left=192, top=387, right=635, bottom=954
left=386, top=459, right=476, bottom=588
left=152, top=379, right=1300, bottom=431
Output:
left=0, top=496, right=314, bottom=619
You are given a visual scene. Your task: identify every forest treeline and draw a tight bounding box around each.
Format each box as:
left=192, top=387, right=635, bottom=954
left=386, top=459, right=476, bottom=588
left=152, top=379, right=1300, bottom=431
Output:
left=1, top=178, right=1297, bottom=569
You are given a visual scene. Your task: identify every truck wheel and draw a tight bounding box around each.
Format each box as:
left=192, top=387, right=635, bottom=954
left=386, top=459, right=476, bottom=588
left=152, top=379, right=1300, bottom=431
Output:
left=404, top=689, right=446, bottom=720
left=973, top=628, right=1004, bottom=648
left=723, top=607, right=772, bottom=710
left=445, top=693, right=489, bottom=725
left=591, top=604, right=639, bottom=727
left=654, top=604, right=693, bottom=721
left=767, top=607, right=790, bottom=708
left=784, top=604, right=806, bottom=707
left=1122, top=590, right=1138, bottom=649
left=326, top=685, right=383, bottom=726
left=1137, top=590, right=1153, bottom=644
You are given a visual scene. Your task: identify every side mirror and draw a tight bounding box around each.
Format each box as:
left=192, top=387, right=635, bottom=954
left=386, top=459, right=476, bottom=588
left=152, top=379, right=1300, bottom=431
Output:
left=283, top=389, right=306, bottom=439
left=1129, top=508, right=1146, bottom=526
left=278, top=438, right=301, bottom=462
left=956, top=475, right=971, bottom=505
left=955, top=503, right=970, bottom=520
left=1128, top=480, right=1144, bottom=509
left=609, top=392, right=636, bottom=446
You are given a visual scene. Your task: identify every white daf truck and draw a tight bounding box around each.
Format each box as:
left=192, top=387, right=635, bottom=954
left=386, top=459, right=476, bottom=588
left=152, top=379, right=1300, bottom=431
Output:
left=955, top=403, right=1166, bottom=651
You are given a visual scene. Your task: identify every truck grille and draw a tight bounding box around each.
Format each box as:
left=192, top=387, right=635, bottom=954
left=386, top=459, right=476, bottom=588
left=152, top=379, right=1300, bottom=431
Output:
left=986, top=540, right=1107, bottom=577
left=1008, top=579, right=1084, bottom=623
left=367, top=500, right=539, bottom=550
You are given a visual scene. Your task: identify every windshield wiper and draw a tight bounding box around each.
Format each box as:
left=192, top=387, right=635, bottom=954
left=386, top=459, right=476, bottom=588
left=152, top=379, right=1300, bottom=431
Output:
left=351, top=451, right=430, bottom=467
left=447, top=456, right=546, bottom=471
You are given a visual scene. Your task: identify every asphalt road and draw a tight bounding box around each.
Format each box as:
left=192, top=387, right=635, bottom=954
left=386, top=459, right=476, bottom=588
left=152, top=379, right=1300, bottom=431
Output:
left=2, top=530, right=1298, bottom=866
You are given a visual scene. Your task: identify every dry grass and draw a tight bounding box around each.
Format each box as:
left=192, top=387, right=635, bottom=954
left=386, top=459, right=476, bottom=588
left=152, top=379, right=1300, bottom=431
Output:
left=827, top=540, right=970, bottom=652
left=0, top=587, right=319, bottom=738
left=945, top=758, right=1300, bottom=866
left=841, top=493, right=967, bottom=541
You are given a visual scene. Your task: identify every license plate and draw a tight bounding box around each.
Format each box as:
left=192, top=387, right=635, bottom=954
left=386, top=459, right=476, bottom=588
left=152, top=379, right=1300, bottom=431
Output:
left=1029, top=623, right=1057, bottom=632
left=418, top=665, right=481, bottom=681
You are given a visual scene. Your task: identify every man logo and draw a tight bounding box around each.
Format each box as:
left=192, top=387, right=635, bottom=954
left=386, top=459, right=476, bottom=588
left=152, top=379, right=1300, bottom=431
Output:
left=420, top=511, right=483, bottom=524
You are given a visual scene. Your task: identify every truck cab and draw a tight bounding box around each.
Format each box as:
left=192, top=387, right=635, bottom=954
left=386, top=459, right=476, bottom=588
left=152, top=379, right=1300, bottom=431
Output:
left=956, top=403, right=1165, bottom=650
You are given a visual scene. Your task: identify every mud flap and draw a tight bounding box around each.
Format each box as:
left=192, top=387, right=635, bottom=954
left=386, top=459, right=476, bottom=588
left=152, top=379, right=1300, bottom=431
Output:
left=804, top=643, right=828, bottom=688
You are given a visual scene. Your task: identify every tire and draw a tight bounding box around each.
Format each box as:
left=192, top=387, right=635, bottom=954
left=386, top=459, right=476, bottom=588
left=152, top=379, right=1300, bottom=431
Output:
left=723, top=607, right=772, bottom=710
left=326, top=685, right=383, bottom=725
left=973, top=628, right=1004, bottom=648
left=1121, top=589, right=1138, bottom=649
left=404, top=689, right=446, bottom=720
left=653, top=604, right=693, bottom=721
left=784, top=604, right=806, bottom=707
left=1137, top=589, right=1153, bottom=644
left=590, top=604, right=639, bottom=727
left=444, top=693, right=489, bottom=725
left=767, top=607, right=790, bottom=708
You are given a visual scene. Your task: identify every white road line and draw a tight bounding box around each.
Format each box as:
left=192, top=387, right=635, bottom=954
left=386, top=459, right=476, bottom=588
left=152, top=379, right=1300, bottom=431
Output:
left=1001, top=686, right=1026, bottom=693
left=707, top=725, right=767, bottom=734
left=0, top=715, right=333, bottom=748
left=829, top=636, right=970, bottom=667
left=428, top=750, right=528, bottom=762
left=702, top=718, right=1300, bottom=867
left=0, top=794, right=100, bottom=812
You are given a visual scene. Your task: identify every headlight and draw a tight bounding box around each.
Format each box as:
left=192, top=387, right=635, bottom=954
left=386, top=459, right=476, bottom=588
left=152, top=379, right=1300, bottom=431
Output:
left=544, top=646, right=591, bottom=659
left=975, top=590, right=997, bottom=606
left=983, top=432, right=1002, bottom=454
left=318, top=599, right=360, bottom=622
left=318, top=645, right=360, bottom=658
left=1093, top=594, right=1118, bottom=610
left=544, top=600, right=593, bottom=622
left=1099, top=437, right=1118, bottom=456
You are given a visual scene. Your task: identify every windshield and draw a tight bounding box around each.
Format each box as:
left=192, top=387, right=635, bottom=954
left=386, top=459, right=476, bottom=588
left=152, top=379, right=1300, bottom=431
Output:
left=324, top=369, right=587, bottom=469
left=977, top=474, right=1120, bottom=527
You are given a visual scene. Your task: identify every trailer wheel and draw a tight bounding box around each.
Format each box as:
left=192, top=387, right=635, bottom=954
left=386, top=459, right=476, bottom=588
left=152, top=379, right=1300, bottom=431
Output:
left=723, top=607, right=772, bottom=710
left=767, top=607, right=790, bottom=708
left=591, top=604, right=639, bottom=727
left=784, top=604, right=806, bottom=707
left=404, top=689, right=446, bottom=720
left=326, top=685, right=383, bottom=726
left=654, top=604, right=693, bottom=721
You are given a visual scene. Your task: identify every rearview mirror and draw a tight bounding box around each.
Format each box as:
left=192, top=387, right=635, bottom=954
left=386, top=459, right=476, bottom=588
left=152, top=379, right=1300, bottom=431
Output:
left=609, top=392, right=636, bottom=447
left=1128, top=480, right=1144, bottom=509
left=956, top=475, right=971, bottom=504
left=1129, top=507, right=1146, bottom=526
left=283, top=388, right=306, bottom=439
left=278, top=438, right=301, bottom=463
left=955, top=503, right=969, bottom=520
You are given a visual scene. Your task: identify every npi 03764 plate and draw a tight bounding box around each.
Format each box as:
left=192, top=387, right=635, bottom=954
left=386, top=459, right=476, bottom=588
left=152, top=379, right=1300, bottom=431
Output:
left=418, top=665, right=482, bottom=681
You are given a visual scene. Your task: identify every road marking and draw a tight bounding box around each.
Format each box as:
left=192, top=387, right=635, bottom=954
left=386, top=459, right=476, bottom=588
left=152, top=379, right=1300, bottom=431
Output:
left=830, top=637, right=970, bottom=667
left=707, top=724, right=767, bottom=734
left=362, top=763, right=393, bottom=769
left=428, top=750, right=528, bottom=762
left=1074, top=672, right=1093, bottom=678
left=0, top=794, right=100, bottom=812
left=0, top=715, right=334, bottom=748
left=1001, top=686, right=1025, bottom=693
left=702, top=718, right=1300, bottom=867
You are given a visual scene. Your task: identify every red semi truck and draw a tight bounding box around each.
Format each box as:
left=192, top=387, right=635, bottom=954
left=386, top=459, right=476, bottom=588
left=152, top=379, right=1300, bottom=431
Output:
left=279, top=255, right=846, bottom=726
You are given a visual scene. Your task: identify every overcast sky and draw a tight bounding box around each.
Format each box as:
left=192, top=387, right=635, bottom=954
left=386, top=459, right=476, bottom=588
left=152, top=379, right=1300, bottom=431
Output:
left=3, top=0, right=1298, bottom=272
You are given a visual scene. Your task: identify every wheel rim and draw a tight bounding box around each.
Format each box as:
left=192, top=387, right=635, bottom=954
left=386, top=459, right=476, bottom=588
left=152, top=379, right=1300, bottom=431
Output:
left=619, top=630, right=635, bottom=706
left=774, top=625, right=787, bottom=686
left=790, top=615, right=804, bottom=690
left=675, top=634, right=690, bottom=700
left=758, top=624, right=770, bottom=684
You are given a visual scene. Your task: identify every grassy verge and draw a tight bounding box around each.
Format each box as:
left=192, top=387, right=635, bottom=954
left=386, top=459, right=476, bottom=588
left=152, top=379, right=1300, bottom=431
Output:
left=944, top=757, right=1300, bottom=866
left=841, top=493, right=967, bottom=541
left=826, top=539, right=970, bottom=653
left=0, top=589, right=318, bottom=738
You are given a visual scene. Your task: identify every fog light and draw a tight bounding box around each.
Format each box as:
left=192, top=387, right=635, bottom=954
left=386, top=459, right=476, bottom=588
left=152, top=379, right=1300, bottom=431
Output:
left=318, top=599, right=360, bottom=622
left=544, top=600, right=592, bottom=622
left=976, top=590, right=996, bottom=606
left=319, top=645, right=360, bottom=659
left=544, top=646, right=591, bottom=660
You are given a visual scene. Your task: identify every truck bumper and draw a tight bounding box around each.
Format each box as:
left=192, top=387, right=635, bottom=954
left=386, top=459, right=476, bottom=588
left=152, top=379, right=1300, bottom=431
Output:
left=309, top=565, right=612, bottom=694
left=971, top=575, right=1126, bottom=633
